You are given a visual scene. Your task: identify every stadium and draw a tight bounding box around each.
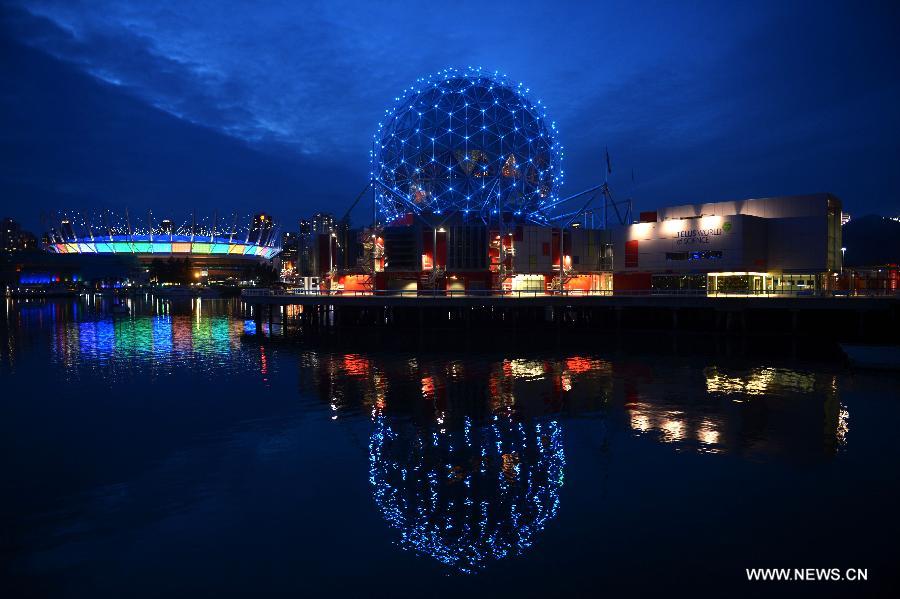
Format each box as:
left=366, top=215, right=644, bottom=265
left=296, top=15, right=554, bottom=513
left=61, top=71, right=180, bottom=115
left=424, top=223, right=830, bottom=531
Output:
left=42, top=211, right=281, bottom=285
left=44, top=211, right=280, bottom=260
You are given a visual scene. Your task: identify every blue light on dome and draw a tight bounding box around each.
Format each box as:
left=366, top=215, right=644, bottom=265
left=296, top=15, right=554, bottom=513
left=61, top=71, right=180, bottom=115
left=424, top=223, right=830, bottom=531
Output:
left=373, top=67, right=563, bottom=224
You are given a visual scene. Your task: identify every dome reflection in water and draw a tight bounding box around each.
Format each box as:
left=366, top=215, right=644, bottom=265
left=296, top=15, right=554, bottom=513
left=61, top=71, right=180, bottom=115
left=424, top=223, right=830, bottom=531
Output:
left=313, top=353, right=583, bottom=573
left=369, top=412, right=564, bottom=574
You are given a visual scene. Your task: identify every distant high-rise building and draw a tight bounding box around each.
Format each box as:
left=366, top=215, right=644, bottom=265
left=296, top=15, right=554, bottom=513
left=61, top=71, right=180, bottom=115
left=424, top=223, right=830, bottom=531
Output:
left=160, top=219, right=174, bottom=235
left=296, top=213, right=338, bottom=276
left=278, top=231, right=298, bottom=279
left=248, top=213, right=275, bottom=245
left=1, top=218, right=37, bottom=254
left=841, top=212, right=851, bottom=226
left=311, top=212, right=335, bottom=235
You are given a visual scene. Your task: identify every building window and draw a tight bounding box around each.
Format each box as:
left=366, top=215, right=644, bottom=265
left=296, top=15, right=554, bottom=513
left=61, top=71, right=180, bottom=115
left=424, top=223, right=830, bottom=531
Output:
left=652, top=274, right=707, bottom=291
left=625, top=240, right=639, bottom=268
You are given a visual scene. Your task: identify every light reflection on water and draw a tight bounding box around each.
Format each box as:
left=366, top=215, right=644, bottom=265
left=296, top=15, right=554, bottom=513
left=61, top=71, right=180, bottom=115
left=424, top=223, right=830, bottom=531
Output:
left=311, top=349, right=849, bottom=463
left=369, top=412, right=565, bottom=573
left=2, top=296, right=883, bottom=592
left=300, top=341, right=851, bottom=570
left=33, top=297, right=260, bottom=380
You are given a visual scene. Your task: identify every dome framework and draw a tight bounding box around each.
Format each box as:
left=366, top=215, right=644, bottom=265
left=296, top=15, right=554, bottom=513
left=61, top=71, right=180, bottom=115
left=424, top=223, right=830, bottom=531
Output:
left=373, top=67, right=564, bottom=225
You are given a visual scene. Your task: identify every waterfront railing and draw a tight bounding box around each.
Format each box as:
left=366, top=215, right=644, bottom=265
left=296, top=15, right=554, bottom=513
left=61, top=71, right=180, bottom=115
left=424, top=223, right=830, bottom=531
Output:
left=241, top=288, right=899, bottom=299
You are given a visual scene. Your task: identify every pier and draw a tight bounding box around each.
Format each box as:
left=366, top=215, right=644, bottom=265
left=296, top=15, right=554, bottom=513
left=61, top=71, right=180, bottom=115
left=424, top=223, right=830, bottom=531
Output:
left=242, top=290, right=900, bottom=343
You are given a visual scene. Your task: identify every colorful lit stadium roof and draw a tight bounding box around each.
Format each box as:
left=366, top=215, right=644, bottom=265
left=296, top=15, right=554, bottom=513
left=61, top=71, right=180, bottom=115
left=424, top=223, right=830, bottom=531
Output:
left=43, top=211, right=281, bottom=260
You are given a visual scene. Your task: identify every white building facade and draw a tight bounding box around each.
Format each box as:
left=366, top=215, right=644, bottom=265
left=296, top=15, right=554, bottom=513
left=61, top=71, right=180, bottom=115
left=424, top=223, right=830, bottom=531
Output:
left=611, top=193, right=843, bottom=294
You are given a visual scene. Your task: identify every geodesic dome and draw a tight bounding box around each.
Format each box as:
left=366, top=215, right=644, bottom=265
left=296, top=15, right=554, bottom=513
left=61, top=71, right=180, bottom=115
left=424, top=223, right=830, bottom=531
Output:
left=372, top=67, right=564, bottom=224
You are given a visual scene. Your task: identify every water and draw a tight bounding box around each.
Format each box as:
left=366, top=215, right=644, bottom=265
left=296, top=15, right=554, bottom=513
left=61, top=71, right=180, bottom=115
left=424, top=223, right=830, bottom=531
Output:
left=2, top=296, right=899, bottom=596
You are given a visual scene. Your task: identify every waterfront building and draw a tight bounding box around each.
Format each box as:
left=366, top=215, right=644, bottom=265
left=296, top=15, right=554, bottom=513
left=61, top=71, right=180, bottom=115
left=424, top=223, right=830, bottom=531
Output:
left=278, top=68, right=853, bottom=297
left=610, top=193, right=843, bottom=294
left=368, top=215, right=612, bottom=293
left=302, top=193, right=846, bottom=296
left=295, top=194, right=848, bottom=296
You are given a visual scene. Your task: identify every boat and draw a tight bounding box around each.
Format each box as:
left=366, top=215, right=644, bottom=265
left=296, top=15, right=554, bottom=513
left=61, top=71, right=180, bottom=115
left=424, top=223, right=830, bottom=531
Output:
left=840, top=344, right=900, bottom=370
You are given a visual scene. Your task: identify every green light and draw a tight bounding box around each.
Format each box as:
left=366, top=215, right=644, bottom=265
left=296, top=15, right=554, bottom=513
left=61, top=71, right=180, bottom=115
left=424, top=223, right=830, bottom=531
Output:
left=191, top=242, right=212, bottom=254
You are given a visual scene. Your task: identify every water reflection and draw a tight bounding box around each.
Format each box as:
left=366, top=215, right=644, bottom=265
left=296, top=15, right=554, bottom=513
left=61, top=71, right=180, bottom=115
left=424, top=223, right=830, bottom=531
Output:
left=1, top=297, right=857, bottom=580
left=2, top=297, right=266, bottom=382
left=302, top=353, right=580, bottom=572
left=704, top=366, right=817, bottom=396
left=370, top=412, right=564, bottom=573
left=300, top=348, right=853, bottom=571
left=311, top=350, right=848, bottom=464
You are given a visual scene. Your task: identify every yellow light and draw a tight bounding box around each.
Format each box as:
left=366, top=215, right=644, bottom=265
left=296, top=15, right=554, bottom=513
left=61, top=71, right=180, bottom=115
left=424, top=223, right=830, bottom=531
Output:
left=630, top=221, right=654, bottom=240
left=660, top=417, right=685, bottom=442
left=630, top=413, right=651, bottom=433
left=698, top=419, right=720, bottom=446
left=699, top=215, right=722, bottom=229
left=661, top=219, right=683, bottom=235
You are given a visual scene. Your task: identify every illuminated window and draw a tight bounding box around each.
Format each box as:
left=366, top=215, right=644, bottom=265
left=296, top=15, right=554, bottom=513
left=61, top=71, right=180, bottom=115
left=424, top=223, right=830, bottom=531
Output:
left=689, top=251, right=722, bottom=260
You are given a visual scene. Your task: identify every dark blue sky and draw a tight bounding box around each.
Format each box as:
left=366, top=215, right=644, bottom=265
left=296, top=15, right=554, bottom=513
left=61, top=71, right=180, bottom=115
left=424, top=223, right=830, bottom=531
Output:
left=2, top=0, right=898, bottom=232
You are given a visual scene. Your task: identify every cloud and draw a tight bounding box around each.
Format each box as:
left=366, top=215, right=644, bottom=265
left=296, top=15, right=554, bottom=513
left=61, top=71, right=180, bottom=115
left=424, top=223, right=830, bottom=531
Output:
left=2, top=0, right=899, bottom=218
left=0, top=31, right=365, bottom=231
left=5, top=1, right=395, bottom=156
